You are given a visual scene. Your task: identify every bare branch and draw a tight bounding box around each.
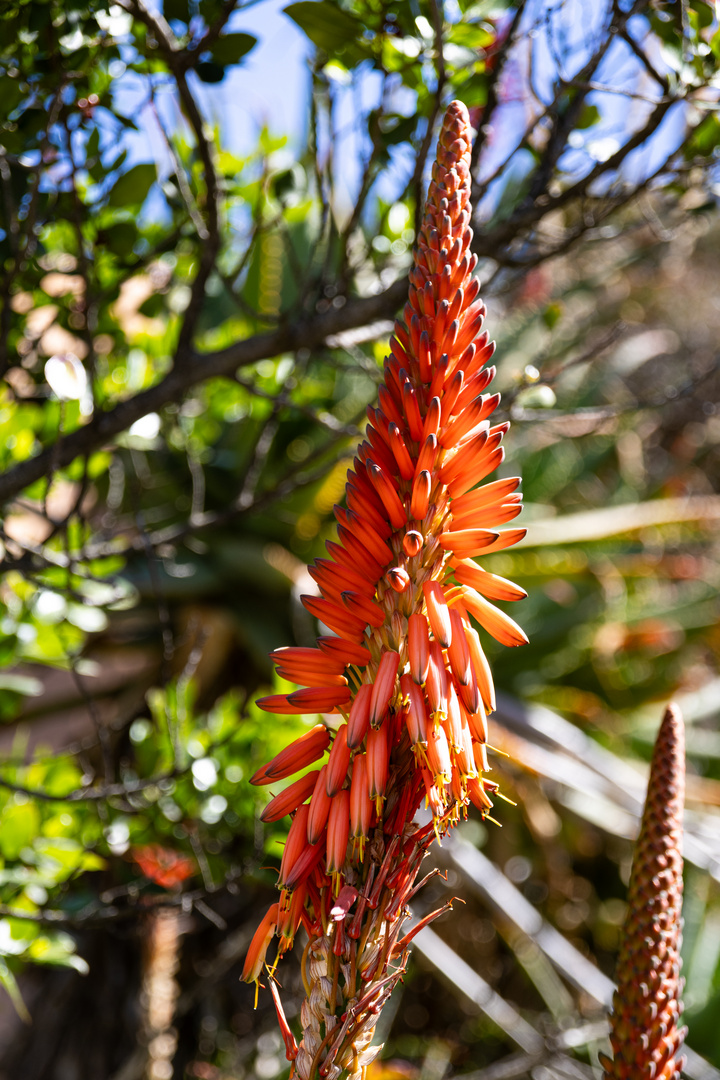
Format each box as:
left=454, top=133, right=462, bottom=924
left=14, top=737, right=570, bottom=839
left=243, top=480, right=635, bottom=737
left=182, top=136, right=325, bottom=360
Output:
left=0, top=278, right=407, bottom=506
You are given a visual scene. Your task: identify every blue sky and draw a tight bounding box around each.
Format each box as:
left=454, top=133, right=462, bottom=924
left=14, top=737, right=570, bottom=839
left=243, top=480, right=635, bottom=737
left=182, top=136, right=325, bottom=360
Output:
left=105, top=1, right=700, bottom=234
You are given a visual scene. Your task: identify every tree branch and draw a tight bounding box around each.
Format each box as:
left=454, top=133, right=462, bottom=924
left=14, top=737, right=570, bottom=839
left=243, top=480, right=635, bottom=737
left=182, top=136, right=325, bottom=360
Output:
left=0, top=279, right=407, bottom=506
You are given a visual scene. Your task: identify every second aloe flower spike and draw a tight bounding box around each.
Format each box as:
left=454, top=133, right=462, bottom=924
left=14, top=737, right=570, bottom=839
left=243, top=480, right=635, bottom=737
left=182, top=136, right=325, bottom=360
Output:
left=601, top=703, right=686, bottom=1080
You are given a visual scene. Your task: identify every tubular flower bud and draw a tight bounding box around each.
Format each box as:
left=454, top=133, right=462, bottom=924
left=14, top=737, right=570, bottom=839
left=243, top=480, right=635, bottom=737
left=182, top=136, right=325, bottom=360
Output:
left=326, top=790, right=351, bottom=880
left=415, top=433, right=438, bottom=479
left=246, top=101, right=527, bottom=1079
left=423, top=580, right=453, bottom=648
left=426, top=722, right=452, bottom=787
left=250, top=725, right=330, bottom=785
left=307, top=766, right=332, bottom=845
left=387, top=566, right=410, bottom=593
left=242, top=903, right=279, bottom=984
left=260, top=770, right=320, bottom=823
left=325, top=725, right=352, bottom=798
left=426, top=640, right=449, bottom=720
left=408, top=613, right=431, bottom=685
left=447, top=609, right=472, bottom=685
left=400, top=673, right=428, bottom=748
left=403, top=529, right=423, bottom=557
left=451, top=557, right=527, bottom=601
left=317, top=635, right=370, bottom=666
left=369, top=650, right=400, bottom=726
left=411, top=470, right=432, bottom=521
left=350, top=755, right=373, bottom=858
left=302, top=594, right=368, bottom=643
left=455, top=587, right=529, bottom=647
left=279, top=804, right=312, bottom=885
left=347, top=683, right=373, bottom=749
left=602, top=705, right=686, bottom=1080
left=256, top=687, right=352, bottom=715
left=366, top=724, right=389, bottom=809
left=342, top=590, right=386, bottom=629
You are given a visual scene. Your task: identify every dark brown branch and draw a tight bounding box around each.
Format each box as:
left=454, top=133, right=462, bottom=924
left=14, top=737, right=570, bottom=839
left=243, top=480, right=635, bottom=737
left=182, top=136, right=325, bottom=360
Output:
left=180, top=0, right=239, bottom=70
left=618, top=26, right=670, bottom=92
left=119, top=0, right=222, bottom=352
left=410, top=0, right=447, bottom=237
left=471, top=0, right=528, bottom=178
left=476, top=94, right=676, bottom=258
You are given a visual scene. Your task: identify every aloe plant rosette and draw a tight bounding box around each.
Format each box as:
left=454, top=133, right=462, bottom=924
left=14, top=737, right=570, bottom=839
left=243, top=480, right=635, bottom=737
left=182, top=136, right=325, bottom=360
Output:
left=243, top=100, right=528, bottom=1080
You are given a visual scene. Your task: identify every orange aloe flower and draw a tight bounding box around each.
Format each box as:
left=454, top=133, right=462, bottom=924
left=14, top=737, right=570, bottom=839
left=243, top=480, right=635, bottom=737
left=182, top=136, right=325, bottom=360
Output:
left=131, top=844, right=195, bottom=889
left=245, top=100, right=527, bottom=1080
left=601, top=703, right=686, bottom=1080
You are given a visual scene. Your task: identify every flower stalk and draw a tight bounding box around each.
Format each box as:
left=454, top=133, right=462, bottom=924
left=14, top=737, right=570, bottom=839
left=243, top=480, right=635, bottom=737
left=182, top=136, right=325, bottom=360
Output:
left=601, top=703, right=686, bottom=1080
left=243, top=100, right=527, bottom=1079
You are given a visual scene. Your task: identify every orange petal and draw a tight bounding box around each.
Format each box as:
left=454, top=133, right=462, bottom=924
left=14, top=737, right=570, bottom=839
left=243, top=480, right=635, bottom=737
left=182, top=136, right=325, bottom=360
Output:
left=451, top=476, right=522, bottom=516
left=451, top=559, right=527, bottom=602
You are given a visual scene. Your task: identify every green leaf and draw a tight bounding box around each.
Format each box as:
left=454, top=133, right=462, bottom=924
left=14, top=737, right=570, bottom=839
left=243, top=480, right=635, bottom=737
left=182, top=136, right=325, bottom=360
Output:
left=0, top=957, right=30, bottom=1022
left=107, top=163, right=156, bottom=207
left=0, top=802, right=41, bottom=861
left=543, top=301, right=563, bottom=329
left=211, top=32, right=257, bottom=66
left=101, top=220, right=138, bottom=255
left=86, top=126, right=100, bottom=161
left=687, top=113, right=720, bottom=158
left=0, top=673, right=43, bottom=696
left=164, top=0, right=190, bottom=21
left=284, top=1, right=364, bottom=56
left=33, top=837, right=90, bottom=880
left=449, top=22, right=495, bottom=49
left=577, top=104, right=600, bottom=130
left=195, top=60, right=225, bottom=83
left=138, top=293, right=165, bottom=317
left=689, top=1, right=714, bottom=30
left=27, top=932, right=89, bottom=974
left=711, top=27, right=720, bottom=60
